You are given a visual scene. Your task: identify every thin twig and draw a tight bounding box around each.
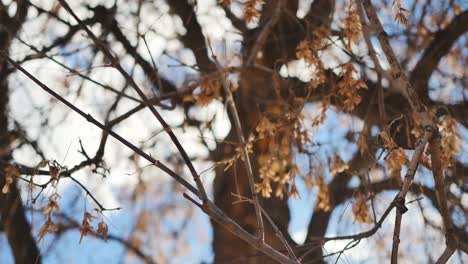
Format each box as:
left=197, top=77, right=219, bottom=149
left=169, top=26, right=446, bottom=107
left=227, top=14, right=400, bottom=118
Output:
left=57, top=0, right=209, bottom=202
left=245, top=0, right=284, bottom=66
left=3, top=31, right=299, bottom=264
left=68, top=176, right=120, bottom=211
left=2, top=55, right=200, bottom=196
left=183, top=195, right=298, bottom=264
left=259, top=206, right=298, bottom=262
left=211, top=44, right=265, bottom=241
left=435, top=247, right=456, bottom=264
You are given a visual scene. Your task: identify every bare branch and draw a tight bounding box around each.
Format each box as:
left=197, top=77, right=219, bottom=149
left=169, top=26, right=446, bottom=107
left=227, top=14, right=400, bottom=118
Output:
left=391, top=129, right=433, bottom=263
left=360, top=0, right=426, bottom=114
left=3, top=55, right=200, bottom=196
left=57, top=0, right=209, bottom=202
left=245, top=0, right=284, bottom=66
left=168, top=0, right=216, bottom=71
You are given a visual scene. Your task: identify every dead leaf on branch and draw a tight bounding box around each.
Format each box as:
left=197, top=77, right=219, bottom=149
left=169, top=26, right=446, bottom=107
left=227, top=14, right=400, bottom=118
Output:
left=337, top=63, right=368, bottom=112
left=309, top=176, right=331, bottom=212
left=385, top=147, right=409, bottom=184
left=37, top=217, right=59, bottom=242
left=255, top=179, right=272, bottom=198
left=97, top=221, right=109, bottom=242
left=43, top=193, right=61, bottom=215
left=79, top=212, right=96, bottom=243
left=2, top=165, right=20, bottom=194
left=392, top=0, right=411, bottom=26
left=352, top=193, right=373, bottom=224
left=379, top=130, right=397, bottom=149
left=343, top=1, right=362, bottom=49
left=243, top=0, right=265, bottom=22
left=331, top=154, right=349, bottom=177
left=439, top=117, right=462, bottom=168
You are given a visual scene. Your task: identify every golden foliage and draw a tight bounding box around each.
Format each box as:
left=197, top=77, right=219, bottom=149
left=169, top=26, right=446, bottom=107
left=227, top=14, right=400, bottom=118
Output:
left=343, top=1, right=362, bottom=49
left=235, top=142, right=253, bottom=162
left=311, top=98, right=330, bottom=127
left=243, top=0, right=265, bottom=22
left=196, top=78, right=221, bottom=106
left=352, top=193, right=373, bottom=224
left=2, top=165, right=20, bottom=194
left=293, top=119, right=311, bottom=152
left=392, top=0, right=411, bottom=26
left=256, top=116, right=276, bottom=139
left=288, top=175, right=301, bottom=200
left=438, top=117, right=462, bottom=168
left=453, top=4, right=462, bottom=15
left=256, top=155, right=287, bottom=198
left=337, top=63, right=368, bottom=111
left=304, top=173, right=331, bottom=211
left=385, top=147, right=409, bottom=183
left=379, top=130, right=397, bottom=149
left=296, top=40, right=314, bottom=63
left=313, top=176, right=331, bottom=212
left=252, top=109, right=307, bottom=199
left=255, top=179, right=272, bottom=198
left=296, top=27, right=329, bottom=89
left=331, top=154, right=349, bottom=176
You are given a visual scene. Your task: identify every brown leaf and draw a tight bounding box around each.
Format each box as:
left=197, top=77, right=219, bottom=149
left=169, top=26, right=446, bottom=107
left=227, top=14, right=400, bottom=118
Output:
left=37, top=160, right=49, bottom=168
left=38, top=217, right=59, bottom=242
left=79, top=212, right=95, bottom=243
left=97, top=221, right=108, bottom=242
left=330, top=154, right=349, bottom=176
left=352, top=193, right=373, bottom=224
left=2, top=165, right=20, bottom=194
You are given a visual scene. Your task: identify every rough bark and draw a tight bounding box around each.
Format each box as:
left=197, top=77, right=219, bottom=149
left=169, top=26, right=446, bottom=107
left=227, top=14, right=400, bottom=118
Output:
left=0, top=2, right=41, bottom=263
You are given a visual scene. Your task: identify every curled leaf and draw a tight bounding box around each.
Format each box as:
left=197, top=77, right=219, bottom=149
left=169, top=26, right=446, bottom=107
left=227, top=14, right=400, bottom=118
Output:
left=2, top=165, right=20, bottom=194
left=97, top=221, right=108, bottom=242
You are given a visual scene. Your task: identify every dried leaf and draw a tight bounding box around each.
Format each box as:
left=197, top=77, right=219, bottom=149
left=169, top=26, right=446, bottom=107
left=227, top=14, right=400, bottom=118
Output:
left=97, top=221, right=108, bottom=242
left=255, top=179, right=272, bottom=198
left=79, top=212, right=95, bottom=243
left=343, top=2, right=362, bottom=49
left=38, top=217, right=59, bottom=242
left=2, top=165, right=20, bottom=194
left=352, top=193, right=373, bottom=224
left=337, top=63, right=367, bottom=111
left=43, top=193, right=61, bottom=215
left=37, top=160, right=49, bottom=168
left=379, top=131, right=397, bottom=149
left=218, top=0, right=231, bottom=7
left=330, top=154, right=349, bottom=176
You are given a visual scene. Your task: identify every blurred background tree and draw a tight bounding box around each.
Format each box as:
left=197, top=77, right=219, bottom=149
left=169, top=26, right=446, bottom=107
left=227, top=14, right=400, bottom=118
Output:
left=0, top=0, right=466, bottom=263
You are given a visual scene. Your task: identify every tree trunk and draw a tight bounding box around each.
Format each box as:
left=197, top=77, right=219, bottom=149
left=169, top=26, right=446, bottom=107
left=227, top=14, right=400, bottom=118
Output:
left=212, top=105, right=291, bottom=263
left=0, top=3, right=41, bottom=263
